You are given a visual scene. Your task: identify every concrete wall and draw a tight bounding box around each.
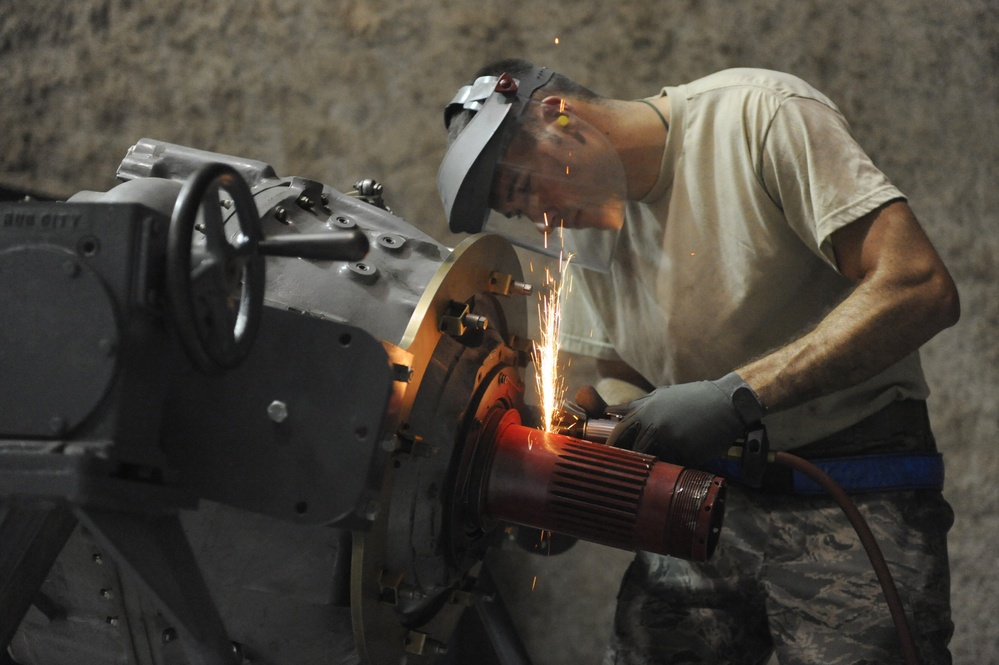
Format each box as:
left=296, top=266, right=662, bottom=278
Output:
left=2, top=1, right=996, bottom=662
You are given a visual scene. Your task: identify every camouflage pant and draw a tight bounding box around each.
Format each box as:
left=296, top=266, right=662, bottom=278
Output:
left=604, top=485, right=954, bottom=665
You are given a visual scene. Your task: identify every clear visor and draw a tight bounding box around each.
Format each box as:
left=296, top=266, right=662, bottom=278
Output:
left=483, top=99, right=626, bottom=272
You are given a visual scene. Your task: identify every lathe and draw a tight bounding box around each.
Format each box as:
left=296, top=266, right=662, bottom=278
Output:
left=0, top=140, right=725, bottom=665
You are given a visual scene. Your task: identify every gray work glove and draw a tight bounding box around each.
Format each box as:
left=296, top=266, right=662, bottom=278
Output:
left=606, top=372, right=766, bottom=467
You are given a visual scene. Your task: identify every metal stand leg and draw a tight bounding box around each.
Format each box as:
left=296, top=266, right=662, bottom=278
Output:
left=0, top=500, right=78, bottom=649
left=72, top=507, right=238, bottom=665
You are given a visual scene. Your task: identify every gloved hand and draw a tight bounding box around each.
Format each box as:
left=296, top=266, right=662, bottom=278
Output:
left=606, top=372, right=766, bottom=467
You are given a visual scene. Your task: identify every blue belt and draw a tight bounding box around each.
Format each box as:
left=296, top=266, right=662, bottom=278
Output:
left=705, top=452, right=945, bottom=494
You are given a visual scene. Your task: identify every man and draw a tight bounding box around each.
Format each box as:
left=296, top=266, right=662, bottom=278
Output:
left=438, top=59, right=958, bottom=664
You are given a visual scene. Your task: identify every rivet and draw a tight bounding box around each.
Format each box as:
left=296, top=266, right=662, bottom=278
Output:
left=267, top=400, right=289, bottom=423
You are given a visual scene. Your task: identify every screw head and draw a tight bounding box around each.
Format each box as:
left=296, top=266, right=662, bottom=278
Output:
left=267, top=400, right=289, bottom=423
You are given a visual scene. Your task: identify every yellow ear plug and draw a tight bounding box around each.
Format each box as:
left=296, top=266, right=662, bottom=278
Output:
left=557, top=114, right=570, bottom=127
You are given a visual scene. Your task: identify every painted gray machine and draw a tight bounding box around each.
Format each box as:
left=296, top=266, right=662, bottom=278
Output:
left=0, top=140, right=725, bottom=665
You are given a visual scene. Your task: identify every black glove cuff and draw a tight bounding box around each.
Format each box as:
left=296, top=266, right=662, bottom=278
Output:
left=713, top=372, right=767, bottom=426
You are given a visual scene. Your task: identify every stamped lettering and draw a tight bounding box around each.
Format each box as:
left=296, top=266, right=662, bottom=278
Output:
left=2, top=211, right=82, bottom=231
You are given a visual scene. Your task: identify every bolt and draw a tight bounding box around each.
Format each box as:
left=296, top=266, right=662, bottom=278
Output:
left=106, top=617, right=119, bottom=627
left=377, top=234, right=405, bottom=251
left=511, top=280, right=533, bottom=296
left=100, top=588, right=112, bottom=600
left=462, top=313, right=489, bottom=331
left=93, top=554, right=103, bottom=565
left=267, top=400, right=289, bottom=423
left=220, top=199, right=233, bottom=209
left=398, top=586, right=426, bottom=601
left=162, top=627, right=177, bottom=643
left=274, top=206, right=288, bottom=224
left=353, top=179, right=383, bottom=197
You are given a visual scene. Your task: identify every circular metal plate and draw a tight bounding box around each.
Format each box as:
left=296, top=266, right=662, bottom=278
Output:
left=350, top=233, right=530, bottom=664
left=0, top=246, right=119, bottom=437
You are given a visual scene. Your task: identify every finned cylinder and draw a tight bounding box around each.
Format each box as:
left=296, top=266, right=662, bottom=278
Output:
left=478, top=410, right=725, bottom=561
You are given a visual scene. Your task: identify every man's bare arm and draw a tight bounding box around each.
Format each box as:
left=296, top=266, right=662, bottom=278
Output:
left=737, top=200, right=960, bottom=411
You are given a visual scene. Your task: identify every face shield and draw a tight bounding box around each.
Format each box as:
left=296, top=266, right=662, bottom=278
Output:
left=439, top=71, right=625, bottom=272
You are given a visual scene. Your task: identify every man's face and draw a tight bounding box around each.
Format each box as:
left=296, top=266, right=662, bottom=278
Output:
left=489, top=103, right=626, bottom=234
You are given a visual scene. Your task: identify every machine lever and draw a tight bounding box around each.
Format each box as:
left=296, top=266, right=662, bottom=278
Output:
left=258, top=231, right=369, bottom=261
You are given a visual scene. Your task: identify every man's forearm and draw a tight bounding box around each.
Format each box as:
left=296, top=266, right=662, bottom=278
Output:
left=737, top=207, right=960, bottom=412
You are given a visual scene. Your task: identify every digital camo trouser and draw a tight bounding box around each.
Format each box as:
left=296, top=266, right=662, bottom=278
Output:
left=605, top=400, right=954, bottom=665
left=604, top=481, right=954, bottom=665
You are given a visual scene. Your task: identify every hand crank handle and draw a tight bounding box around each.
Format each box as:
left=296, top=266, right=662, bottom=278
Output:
left=258, top=231, right=369, bottom=262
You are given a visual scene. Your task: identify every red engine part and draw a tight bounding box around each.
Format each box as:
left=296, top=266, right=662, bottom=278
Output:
left=473, top=409, right=726, bottom=561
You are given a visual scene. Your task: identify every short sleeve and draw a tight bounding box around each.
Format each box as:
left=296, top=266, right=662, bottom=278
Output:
left=760, top=97, right=905, bottom=269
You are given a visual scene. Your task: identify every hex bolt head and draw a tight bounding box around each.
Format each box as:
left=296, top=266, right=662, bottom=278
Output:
left=511, top=280, right=533, bottom=296
left=267, top=400, right=289, bottom=423
left=462, top=313, right=489, bottom=331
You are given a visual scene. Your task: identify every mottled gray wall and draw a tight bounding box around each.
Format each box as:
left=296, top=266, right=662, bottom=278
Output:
left=2, top=1, right=996, bottom=663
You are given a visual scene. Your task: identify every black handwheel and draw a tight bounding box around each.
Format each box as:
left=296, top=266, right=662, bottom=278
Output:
left=168, top=163, right=264, bottom=373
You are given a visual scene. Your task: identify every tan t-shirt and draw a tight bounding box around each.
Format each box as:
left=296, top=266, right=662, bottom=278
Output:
left=560, top=68, right=928, bottom=450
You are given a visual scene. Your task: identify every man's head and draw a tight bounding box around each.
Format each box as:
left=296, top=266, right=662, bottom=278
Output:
left=438, top=59, right=628, bottom=270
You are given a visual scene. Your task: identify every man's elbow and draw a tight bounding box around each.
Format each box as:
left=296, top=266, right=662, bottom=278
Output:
left=928, top=268, right=961, bottom=331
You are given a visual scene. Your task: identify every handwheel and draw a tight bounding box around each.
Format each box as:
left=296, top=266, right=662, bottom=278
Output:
left=167, top=163, right=264, bottom=373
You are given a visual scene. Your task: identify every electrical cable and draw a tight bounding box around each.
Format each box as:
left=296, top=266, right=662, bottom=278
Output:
left=772, top=451, right=920, bottom=665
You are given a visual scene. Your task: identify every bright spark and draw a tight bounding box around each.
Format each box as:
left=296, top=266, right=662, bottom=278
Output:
left=534, top=249, right=573, bottom=433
